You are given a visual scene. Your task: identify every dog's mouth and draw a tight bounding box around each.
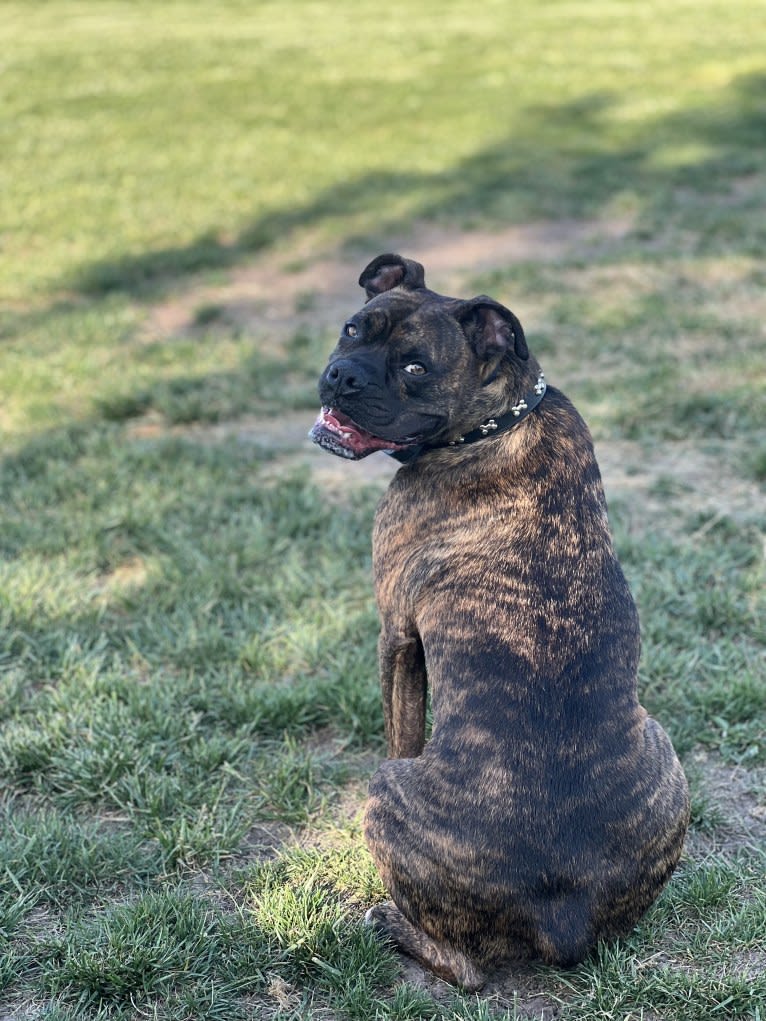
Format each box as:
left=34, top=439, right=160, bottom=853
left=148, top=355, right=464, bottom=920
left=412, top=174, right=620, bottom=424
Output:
left=310, top=407, right=416, bottom=460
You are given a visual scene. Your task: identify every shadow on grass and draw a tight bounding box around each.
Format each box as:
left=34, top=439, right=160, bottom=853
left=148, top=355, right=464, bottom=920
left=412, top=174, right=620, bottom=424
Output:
left=66, top=70, right=766, bottom=300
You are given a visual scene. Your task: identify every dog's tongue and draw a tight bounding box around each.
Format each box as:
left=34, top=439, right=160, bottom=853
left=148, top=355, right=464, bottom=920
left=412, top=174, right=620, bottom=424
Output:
left=310, top=407, right=411, bottom=460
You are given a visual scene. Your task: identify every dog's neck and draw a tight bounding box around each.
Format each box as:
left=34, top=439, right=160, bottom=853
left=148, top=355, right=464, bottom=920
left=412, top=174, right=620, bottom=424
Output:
left=388, top=371, right=547, bottom=465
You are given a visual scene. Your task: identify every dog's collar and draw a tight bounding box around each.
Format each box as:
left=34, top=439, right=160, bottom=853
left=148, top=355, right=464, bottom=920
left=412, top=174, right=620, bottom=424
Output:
left=388, top=372, right=547, bottom=465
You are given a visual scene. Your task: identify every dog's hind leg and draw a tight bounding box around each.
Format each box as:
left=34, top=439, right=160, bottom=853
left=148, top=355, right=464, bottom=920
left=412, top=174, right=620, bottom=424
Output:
left=365, top=901, right=486, bottom=991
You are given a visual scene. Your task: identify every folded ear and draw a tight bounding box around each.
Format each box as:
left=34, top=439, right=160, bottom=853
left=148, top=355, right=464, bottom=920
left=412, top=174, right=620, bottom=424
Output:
left=453, top=296, right=529, bottom=363
left=359, top=254, right=426, bottom=300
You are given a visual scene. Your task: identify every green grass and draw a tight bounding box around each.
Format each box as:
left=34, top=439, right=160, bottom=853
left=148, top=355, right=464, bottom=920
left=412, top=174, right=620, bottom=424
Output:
left=1, top=1, right=765, bottom=1017
left=558, top=854, right=766, bottom=1020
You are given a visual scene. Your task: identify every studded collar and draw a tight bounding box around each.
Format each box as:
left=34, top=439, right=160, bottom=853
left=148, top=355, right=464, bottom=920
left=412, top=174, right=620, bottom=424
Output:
left=388, top=372, right=547, bottom=464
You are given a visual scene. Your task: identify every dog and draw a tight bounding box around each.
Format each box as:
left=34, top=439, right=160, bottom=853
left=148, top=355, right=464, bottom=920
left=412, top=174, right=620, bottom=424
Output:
left=310, top=254, right=690, bottom=990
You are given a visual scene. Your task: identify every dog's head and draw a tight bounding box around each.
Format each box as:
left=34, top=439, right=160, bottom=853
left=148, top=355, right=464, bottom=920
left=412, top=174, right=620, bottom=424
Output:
left=311, top=254, right=538, bottom=460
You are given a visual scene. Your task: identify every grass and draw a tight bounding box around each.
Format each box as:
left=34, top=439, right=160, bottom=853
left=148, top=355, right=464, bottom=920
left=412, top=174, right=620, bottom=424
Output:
left=1, top=1, right=765, bottom=1017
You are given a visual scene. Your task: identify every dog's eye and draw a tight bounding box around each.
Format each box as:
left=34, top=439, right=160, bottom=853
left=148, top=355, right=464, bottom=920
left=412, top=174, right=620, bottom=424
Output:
left=343, top=321, right=359, bottom=339
left=403, top=362, right=427, bottom=376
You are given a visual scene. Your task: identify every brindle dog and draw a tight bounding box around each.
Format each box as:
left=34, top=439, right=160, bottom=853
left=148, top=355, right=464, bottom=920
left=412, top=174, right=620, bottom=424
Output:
left=310, top=254, right=690, bottom=990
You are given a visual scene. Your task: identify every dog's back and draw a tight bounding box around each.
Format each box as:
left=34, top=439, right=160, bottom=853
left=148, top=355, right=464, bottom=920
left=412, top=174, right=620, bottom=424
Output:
left=365, top=387, right=689, bottom=973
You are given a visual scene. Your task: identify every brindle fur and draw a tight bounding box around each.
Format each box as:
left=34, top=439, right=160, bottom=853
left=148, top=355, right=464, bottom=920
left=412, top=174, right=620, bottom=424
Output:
left=314, top=255, right=690, bottom=990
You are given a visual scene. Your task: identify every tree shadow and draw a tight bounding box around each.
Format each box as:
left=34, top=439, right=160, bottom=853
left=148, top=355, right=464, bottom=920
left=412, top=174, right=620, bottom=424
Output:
left=66, top=69, right=766, bottom=301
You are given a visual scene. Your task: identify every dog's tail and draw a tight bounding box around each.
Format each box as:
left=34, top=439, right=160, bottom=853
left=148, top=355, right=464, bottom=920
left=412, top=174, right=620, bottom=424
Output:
left=532, top=891, right=592, bottom=968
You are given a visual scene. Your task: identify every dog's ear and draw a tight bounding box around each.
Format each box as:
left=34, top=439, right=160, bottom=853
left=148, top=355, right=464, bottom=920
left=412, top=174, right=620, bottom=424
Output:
left=359, top=254, right=426, bottom=300
left=453, top=296, right=529, bottom=364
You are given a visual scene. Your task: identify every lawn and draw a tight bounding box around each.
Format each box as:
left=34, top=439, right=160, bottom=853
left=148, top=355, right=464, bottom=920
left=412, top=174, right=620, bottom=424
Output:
left=1, top=1, right=765, bottom=1018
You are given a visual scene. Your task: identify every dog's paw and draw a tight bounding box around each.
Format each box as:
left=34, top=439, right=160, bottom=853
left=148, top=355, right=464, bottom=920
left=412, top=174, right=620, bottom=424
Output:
left=363, top=901, right=486, bottom=991
left=364, top=902, right=396, bottom=933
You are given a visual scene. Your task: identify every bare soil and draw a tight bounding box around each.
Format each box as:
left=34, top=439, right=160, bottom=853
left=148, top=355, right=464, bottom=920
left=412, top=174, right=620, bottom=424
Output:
left=143, top=215, right=637, bottom=346
left=685, top=751, right=766, bottom=856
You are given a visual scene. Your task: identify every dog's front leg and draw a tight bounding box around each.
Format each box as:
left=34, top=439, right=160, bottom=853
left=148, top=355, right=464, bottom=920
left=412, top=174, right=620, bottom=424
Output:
left=378, top=629, right=426, bottom=758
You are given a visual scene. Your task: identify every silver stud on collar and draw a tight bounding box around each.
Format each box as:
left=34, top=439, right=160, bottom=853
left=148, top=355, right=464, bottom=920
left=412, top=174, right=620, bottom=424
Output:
left=534, top=372, right=546, bottom=396
left=479, top=419, right=498, bottom=436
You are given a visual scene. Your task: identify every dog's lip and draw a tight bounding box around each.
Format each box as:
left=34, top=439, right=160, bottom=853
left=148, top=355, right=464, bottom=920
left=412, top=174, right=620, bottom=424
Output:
left=311, top=406, right=416, bottom=454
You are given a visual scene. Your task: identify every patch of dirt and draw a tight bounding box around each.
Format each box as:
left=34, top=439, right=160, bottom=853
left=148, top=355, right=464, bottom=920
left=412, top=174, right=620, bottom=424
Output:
left=685, top=751, right=766, bottom=856
left=731, top=949, right=766, bottom=981
left=393, top=954, right=564, bottom=1019
left=143, top=215, right=636, bottom=345
left=241, top=820, right=298, bottom=862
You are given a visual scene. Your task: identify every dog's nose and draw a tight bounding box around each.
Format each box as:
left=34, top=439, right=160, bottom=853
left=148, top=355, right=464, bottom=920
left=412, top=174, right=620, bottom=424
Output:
left=323, top=359, right=369, bottom=399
